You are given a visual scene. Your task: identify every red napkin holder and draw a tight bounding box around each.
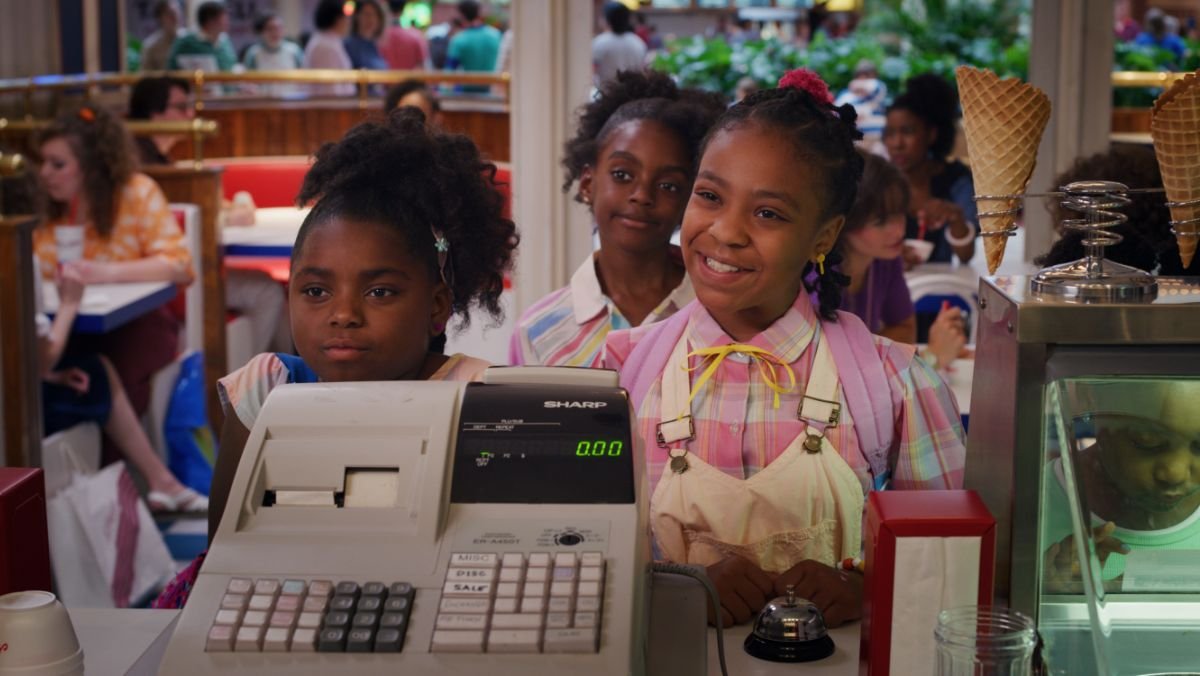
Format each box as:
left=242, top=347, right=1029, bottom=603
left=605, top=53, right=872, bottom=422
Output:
left=860, top=489, right=996, bottom=676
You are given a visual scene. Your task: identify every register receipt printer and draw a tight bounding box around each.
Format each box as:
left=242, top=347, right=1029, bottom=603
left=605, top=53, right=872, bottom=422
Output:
left=159, top=367, right=655, bottom=675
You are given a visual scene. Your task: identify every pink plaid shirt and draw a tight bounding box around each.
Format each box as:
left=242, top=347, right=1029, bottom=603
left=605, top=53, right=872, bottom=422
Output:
left=604, top=294, right=965, bottom=494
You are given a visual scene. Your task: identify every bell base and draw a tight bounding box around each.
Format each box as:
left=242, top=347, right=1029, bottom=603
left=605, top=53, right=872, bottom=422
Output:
left=743, top=632, right=835, bottom=663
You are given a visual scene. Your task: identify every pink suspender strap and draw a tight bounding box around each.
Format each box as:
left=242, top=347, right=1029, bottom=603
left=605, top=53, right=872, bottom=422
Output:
left=820, top=311, right=895, bottom=486
left=618, top=301, right=698, bottom=410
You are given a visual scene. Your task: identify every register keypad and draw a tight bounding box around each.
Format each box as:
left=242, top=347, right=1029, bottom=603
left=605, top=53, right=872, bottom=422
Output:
left=431, top=551, right=605, bottom=654
left=205, top=577, right=414, bottom=653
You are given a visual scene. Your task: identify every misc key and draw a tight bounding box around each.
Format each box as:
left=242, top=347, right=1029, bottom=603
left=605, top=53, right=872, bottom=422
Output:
left=520, top=596, right=546, bottom=614
left=579, top=566, right=604, bottom=582
left=439, top=597, right=489, bottom=614
left=577, top=581, right=602, bottom=597
left=254, top=579, right=281, bottom=597
left=361, top=582, right=387, bottom=597
left=547, top=597, right=574, bottom=614
left=546, top=612, right=572, bottom=629
left=297, top=612, right=323, bottom=629
left=442, top=581, right=493, bottom=597
left=576, top=597, right=601, bottom=613
left=346, top=628, right=375, bottom=653
left=302, top=596, right=329, bottom=613
left=308, top=580, right=334, bottom=598
left=491, top=613, right=543, bottom=630
left=241, top=610, right=268, bottom=628
left=495, top=582, right=521, bottom=598
left=263, top=627, right=291, bottom=652
left=380, top=612, right=409, bottom=630
left=527, top=552, right=551, bottom=568
left=580, top=552, right=604, bottom=567
left=525, top=567, right=550, bottom=583
left=292, top=627, right=317, bottom=652
left=498, top=567, right=524, bottom=583
left=352, top=612, right=380, bottom=629
left=317, top=627, right=348, bottom=652
left=374, top=627, right=403, bottom=652
left=543, top=626, right=599, bottom=653
left=205, top=625, right=235, bottom=652
left=384, top=596, right=411, bottom=613
left=235, top=625, right=266, bottom=652
left=248, top=595, right=274, bottom=611
left=574, top=611, right=598, bottom=628
left=275, top=595, right=301, bottom=613
left=553, top=566, right=577, bottom=581
left=330, top=595, right=357, bottom=612
left=492, top=597, right=518, bottom=613
left=554, top=553, right=578, bottom=568
left=357, top=596, right=383, bottom=613
left=430, top=630, right=486, bottom=653
left=436, top=613, right=488, bottom=631
left=281, top=579, right=307, bottom=596
left=323, top=611, right=351, bottom=629
left=501, top=553, right=524, bottom=568
left=269, top=610, right=296, bottom=628
left=226, top=578, right=253, bottom=595
left=213, top=609, right=242, bottom=626
left=487, top=629, right=542, bottom=653
left=335, top=581, right=361, bottom=598
left=450, top=553, right=499, bottom=568
left=389, top=582, right=414, bottom=598
left=220, top=593, right=247, bottom=610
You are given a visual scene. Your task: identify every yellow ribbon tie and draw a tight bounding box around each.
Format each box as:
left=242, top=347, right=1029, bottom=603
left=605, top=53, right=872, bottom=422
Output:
left=682, top=344, right=797, bottom=412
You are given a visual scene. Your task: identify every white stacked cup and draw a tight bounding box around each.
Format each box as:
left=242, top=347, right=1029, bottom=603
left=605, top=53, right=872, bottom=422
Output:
left=0, top=591, right=84, bottom=676
left=53, top=225, right=85, bottom=266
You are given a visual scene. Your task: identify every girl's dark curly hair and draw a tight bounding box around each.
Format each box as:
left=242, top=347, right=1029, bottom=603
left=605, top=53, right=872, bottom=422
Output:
left=293, top=107, right=518, bottom=352
left=561, top=69, right=726, bottom=202
left=704, top=82, right=865, bottom=321
left=38, top=105, right=137, bottom=239
left=1036, top=145, right=1192, bottom=274
left=888, top=73, right=960, bottom=161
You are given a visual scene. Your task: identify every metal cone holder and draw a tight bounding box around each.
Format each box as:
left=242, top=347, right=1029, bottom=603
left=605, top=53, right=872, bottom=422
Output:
left=975, top=181, right=1177, bottom=303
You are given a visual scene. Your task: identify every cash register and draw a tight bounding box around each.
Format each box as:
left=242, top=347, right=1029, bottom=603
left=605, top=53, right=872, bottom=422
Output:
left=157, top=367, right=688, bottom=675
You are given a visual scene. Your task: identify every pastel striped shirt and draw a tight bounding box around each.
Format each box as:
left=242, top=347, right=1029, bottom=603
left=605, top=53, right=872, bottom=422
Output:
left=509, top=252, right=694, bottom=367
left=218, top=352, right=490, bottom=431
left=604, top=294, right=965, bottom=493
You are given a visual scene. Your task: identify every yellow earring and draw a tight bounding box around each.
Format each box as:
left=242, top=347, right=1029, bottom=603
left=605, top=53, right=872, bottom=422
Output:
left=815, top=253, right=826, bottom=276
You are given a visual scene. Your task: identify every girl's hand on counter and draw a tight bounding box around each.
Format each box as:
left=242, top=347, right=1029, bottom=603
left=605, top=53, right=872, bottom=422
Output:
left=705, top=555, right=775, bottom=627
left=773, top=559, right=863, bottom=628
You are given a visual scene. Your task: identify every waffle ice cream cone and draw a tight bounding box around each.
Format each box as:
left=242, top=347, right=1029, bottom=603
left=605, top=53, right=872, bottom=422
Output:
left=1151, top=70, right=1200, bottom=269
left=956, top=66, right=1051, bottom=274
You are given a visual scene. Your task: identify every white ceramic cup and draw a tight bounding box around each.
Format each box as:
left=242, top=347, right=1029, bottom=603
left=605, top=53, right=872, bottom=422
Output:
left=53, top=226, right=85, bottom=265
left=0, top=590, right=84, bottom=676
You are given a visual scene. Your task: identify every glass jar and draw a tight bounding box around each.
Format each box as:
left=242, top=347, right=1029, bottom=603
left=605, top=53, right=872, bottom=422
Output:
left=935, top=606, right=1037, bottom=676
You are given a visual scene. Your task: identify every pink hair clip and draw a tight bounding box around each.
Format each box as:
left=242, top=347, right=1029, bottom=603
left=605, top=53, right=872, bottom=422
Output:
left=777, top=69, right=834, bottom=106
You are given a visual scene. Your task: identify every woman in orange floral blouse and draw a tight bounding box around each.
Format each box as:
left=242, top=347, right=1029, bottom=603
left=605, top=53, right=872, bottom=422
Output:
left=35, top=106, right=193, bottom=417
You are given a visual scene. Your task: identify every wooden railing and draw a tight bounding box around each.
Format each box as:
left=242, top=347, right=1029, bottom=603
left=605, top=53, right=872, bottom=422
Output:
left=0, top=69, right=510, bottom=117
left=0, top=151, right=40, bottom=467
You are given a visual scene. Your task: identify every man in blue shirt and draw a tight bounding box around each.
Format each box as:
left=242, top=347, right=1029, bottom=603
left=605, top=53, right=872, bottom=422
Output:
left=446, top=0, right=500, bottom=92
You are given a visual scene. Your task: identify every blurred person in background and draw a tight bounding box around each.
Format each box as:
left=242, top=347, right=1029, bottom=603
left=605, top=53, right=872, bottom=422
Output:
left=168, top=1, right=237, bottom=72
left=345, top=0, right=389, bottom=70
left=141, top=1, right=184, bottom=72
left=243, top=12, right=304, bottom=73
left=304, top=0, right=355, bottom=96
left=446, top=1, right=501, bottom=92
left=380, top=0, right=429, bottom=69
left=593, top=1, right=647, bottom=86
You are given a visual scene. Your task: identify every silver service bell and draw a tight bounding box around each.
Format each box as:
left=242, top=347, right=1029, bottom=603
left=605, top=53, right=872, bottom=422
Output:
left=743, top=585, right=836, bottom=663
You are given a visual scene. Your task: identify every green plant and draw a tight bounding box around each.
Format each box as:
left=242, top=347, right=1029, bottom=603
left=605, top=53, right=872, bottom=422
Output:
left=1113, top=41, right=1182, bottom=108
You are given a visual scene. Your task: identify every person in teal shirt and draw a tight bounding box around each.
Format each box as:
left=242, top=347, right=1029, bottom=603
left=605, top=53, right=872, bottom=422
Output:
left=1043, top=379, right=1200, bottom=593
left=167, top=1, right=237, bottom=72
left=446, top=0, right=500, bottom=93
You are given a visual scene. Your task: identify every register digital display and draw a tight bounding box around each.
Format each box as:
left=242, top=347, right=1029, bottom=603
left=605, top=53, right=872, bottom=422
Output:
left=451, top=383, right=636, bottom=505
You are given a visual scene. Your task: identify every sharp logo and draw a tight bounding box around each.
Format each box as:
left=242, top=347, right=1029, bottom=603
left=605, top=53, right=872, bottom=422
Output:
left=544, top=401, right=608, bottom=409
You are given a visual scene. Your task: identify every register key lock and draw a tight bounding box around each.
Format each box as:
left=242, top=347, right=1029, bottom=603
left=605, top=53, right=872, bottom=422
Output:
left=158, top=366, right=661, bottom=675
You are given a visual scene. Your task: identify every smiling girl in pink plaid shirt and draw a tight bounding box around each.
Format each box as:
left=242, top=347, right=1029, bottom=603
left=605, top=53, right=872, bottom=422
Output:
left=605, top=70, right=966, bottom=629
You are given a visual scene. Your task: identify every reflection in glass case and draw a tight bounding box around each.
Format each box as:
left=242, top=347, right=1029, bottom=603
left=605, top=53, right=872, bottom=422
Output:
left=964, top=276, right=1200, bottom=676
left=1038, top=377, right=1200, bottom=675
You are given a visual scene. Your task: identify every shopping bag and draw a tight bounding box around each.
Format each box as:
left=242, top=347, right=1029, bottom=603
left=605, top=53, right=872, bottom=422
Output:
left=163, top=351, right=216, bottom=496
left=45, top=457, right=175, bottom=608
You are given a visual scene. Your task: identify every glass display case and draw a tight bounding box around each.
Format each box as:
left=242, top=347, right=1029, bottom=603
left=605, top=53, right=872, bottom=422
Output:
left=964, top=276, right=1200, bottom=676
left=1037, top=376, right=1200, bottom=675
